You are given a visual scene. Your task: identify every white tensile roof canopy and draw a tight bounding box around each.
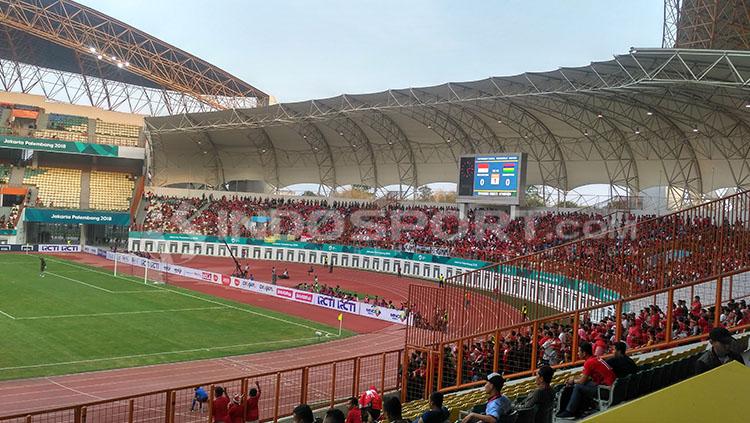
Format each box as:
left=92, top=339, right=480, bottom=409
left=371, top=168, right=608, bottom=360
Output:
left=146, top=48, right=750, bottom=206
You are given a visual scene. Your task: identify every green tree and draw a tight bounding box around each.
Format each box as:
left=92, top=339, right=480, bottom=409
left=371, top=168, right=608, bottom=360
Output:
left=338, top=185, right=374, bottom=199
left=432, top=190, right=457, bottom=203
left=525, top=185, right=545, bottom=207
left=417, top=185, right=434, bottom=201
left=555, top=200, right=580, bottom=208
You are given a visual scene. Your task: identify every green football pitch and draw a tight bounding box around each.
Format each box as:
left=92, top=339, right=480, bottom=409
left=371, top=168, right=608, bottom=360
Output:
left=0, top=254, right=351, bottom=381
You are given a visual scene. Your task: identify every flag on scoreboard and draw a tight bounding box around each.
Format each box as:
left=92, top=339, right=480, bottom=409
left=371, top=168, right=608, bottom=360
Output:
left=502, top=163, right=516, bottom=174
left=477, top=163, right=489, bottom=174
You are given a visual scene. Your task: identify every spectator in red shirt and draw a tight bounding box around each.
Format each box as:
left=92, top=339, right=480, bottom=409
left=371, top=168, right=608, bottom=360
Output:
left=691, top=296, right=702, bottom=317
left=674, top=300, right=688, bottom=319
left=359, top=385, right=382, bottom=422
left=346, top=397, right=362, bottom=423
left=245, top=381, right=261, bottom=423
left=556, top=342, right=616, bottom=419
left=228, top=394, right=245, bottom=423
left=212, top=386, right=230, bottom=423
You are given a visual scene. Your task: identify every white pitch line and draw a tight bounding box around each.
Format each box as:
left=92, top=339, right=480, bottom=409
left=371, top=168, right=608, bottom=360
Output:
left=0, top=336, right=324, bottom=371
left=50, top=257, right=339, bottom=336
left=0, top=309, right=16, bottom=320
left=15, top=306, right=226, bottom=321
left=46, top=271, right=115, bottom=293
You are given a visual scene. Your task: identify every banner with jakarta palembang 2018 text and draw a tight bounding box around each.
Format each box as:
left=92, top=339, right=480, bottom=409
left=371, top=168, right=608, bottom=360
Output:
left=25, top=208, right=130, bottom=226
left=0, top=135, right=119, bottom=157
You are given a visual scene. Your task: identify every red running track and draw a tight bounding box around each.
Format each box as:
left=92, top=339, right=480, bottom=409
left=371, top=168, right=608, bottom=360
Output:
left=0, top=253, right=520, bottom=420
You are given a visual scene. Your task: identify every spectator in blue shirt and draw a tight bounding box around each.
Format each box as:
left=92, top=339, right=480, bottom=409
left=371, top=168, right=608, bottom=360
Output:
left=417, top=392, right=449, bottom=423
left=191, top=386, right=208, bottom=412
left=460, top=373, right=511, bottom=423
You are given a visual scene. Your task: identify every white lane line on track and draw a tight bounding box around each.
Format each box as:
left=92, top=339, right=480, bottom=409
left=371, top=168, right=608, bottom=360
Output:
left=15, top=306, right=226, bottom=321
left=0, top=336, right=325, bottom=372
left=45, top=378, right=105, bottom=401
left=0, top=332, right=398, bottom=395
left=50, top=257, right=339, bottom=336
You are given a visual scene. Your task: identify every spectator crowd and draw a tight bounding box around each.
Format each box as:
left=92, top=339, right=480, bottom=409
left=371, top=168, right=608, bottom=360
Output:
left=404, top=295, right=750, bottom=401
left=137, top=192, right=750, bottom=298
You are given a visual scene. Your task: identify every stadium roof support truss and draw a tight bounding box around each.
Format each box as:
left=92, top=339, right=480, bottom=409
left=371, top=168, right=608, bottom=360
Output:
left=0, top=58, right=232, bottom=115
left=344, top=97, right=419, bottom=200
left=146, top=49, right=750, bottom=204
left=235, top=110, right=281, bottom=193
left=0, top=0, right=266, bottom=114
left=663, top=0, right=750, bottom=50
left=309, top=99, right=380, bottom=195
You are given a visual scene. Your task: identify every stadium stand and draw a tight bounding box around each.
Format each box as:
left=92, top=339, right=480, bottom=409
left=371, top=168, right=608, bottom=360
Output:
left=399, top=337, right=748, bottom=422
left=137, top=193, right=614, bottom=261
left=88, top=171, right=135, bottom=211
left=35, top=113, right=89, bottom=142
left=23, top=167, right=82, bottom=209
left=0, top=102, right=143, bottom=147
left=0, top=163, right=9, bottom=183
left=138, top=192, right=750, bottom=300
left=46, top=113, right=88, bottom=132
left=402, top=293, right=750, bottom=401
left=0, top=205, right=20, bottom=229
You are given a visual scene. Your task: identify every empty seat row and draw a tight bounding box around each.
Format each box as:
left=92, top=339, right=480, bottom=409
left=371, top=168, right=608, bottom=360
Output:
left=23, top=167, right=81, bottom=209
left=89, top=171, right=135, bottom=211
left=34, top=129, right=87, bottom=142
left=94, top=133, right=139, bottom=147
left=94, top=121, right=140, bottom=138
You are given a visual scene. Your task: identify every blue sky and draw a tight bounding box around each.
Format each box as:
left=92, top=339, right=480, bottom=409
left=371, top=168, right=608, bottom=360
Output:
left=80, top=0, right=663, bottom=103
left=78, top=1, right=663, bottom=198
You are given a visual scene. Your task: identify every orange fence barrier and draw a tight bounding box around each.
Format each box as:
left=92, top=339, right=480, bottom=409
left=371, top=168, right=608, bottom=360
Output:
left=406, top=190, right=750, bottom=347
left=129, top=176, right=145, bottom=224
left=0, top=350, right=402, bottom=423
left=402, top=268, right=750, bottom=401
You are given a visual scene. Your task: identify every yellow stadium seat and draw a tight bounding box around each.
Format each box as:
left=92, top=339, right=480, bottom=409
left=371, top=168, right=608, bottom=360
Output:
left=89, top=171, right=135, bottom=211
left=24, top=167, right=81, bottom=208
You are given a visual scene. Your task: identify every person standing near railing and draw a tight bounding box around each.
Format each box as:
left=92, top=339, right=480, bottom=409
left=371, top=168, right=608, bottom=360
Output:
left=228, top=394, right=245, bottom=423
left=245, top=381, right=261, bottom=423
left=191, top=386, right=208, bottom=412
left=212, top=386, right=230, bottom=423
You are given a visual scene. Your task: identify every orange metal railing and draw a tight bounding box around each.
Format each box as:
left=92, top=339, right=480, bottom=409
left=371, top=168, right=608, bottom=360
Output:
left=406, top=190, right=750, bottom=347
left=401, top=269, right=750, bottom=401
left=0, top=350, right=402, bottom=423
